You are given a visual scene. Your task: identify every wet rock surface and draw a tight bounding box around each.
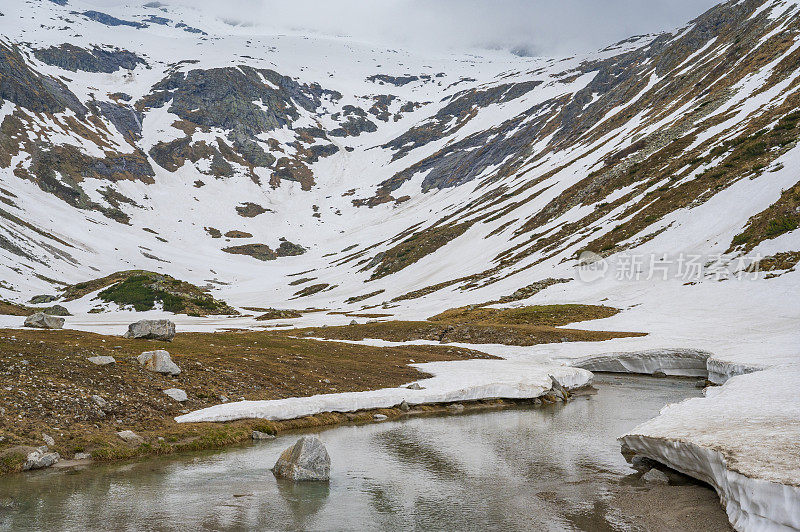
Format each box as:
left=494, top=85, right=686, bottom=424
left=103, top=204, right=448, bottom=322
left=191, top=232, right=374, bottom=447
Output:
left=272, top=436, right=331, bottom=481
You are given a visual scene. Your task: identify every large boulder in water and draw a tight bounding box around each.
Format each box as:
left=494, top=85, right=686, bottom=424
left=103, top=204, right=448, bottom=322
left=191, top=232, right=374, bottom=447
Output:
left=123, top=319, right=175, bottom=341
left=137, top=350, right=181, bottom=375
left=272, top=436, right=330, bottom=481
left=23, top=312, right=65, bottom=329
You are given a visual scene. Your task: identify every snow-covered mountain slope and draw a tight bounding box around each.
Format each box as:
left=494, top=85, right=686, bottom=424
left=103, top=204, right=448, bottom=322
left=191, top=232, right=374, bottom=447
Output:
left=0, top=0, right=798, bottom=370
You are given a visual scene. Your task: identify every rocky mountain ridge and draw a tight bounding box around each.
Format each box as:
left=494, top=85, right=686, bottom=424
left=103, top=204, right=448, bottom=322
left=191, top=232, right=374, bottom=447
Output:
left=0, top=0, right=797, bottom=319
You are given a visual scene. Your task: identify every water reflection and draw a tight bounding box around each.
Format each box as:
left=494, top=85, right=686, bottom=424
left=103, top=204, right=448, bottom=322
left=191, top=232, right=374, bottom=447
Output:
left=0, top=376, right=720, bottom=531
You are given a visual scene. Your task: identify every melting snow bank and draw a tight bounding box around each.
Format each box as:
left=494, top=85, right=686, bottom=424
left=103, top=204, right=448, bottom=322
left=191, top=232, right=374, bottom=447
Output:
left=706, top=357, right=765, bottom=385
left=620, top=367, right=800, bottom=531
left=562, top=348, right=711, bottom=377
left=175, top=361, right=592, bottom=423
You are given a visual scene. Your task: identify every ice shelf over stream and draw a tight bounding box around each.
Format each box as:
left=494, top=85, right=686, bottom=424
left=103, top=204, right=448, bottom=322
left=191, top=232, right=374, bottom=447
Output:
left=620, top=366, right=800, bottom=531
left=175, top=361, right=592, bottom=423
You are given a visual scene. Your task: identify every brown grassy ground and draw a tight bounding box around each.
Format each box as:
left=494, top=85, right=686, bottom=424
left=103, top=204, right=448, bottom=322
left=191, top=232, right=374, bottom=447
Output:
left=0, top=328, right=492, bottom=473
left=298, top=304, right=640, bottom=345
left=0, top=304, right=637, bottom=474
left=0, top=301, right=35, bottom=316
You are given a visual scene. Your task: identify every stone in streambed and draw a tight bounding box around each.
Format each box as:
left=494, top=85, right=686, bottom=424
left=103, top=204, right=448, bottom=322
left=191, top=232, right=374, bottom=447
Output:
left=548, top=375, right=570, bottom=401
left=272, top=436, right=330, bottom=481
left=642, top=468, right=670, bottom=485
left=630, top=454, right=658, bottom=471
left=252, top=430, right=275, bottom=440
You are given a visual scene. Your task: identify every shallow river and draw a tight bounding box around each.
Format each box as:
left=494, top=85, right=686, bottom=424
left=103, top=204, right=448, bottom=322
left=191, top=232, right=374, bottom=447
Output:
left=0, top=375, right=730, bottom=531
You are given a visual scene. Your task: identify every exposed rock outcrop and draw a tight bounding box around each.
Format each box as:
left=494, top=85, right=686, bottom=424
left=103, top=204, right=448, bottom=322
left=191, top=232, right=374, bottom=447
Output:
left=124, top=319, right=176, bottom=341
left=33, top=44, right=145, bottom=73
left=23, top=312, right=64, bottom=329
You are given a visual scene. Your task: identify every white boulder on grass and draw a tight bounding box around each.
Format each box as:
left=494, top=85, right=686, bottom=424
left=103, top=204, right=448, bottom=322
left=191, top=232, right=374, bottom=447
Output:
left=117, top=430, right=144, bottom=444
left=124, top=319, right=176, bottom=341
left=137, top=350, right=181, bottom=376
left=87, top=356, right=116, bottom=366
left=163, top=388, right=187, bottom=402
left=23, top=447, right=59, bottom=470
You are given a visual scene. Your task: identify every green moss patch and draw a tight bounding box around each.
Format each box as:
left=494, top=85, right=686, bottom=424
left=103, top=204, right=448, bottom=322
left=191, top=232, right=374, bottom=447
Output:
left=60, top=270, right=237, bottom=316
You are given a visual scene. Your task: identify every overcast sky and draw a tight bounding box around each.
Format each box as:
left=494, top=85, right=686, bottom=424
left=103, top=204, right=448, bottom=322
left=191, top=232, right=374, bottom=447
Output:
left=141, top=0, right=723, bottom=56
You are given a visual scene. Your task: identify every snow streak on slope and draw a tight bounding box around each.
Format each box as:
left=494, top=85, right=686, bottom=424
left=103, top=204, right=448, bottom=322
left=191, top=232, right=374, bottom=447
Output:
left=0, top=0, right=796, bottom=338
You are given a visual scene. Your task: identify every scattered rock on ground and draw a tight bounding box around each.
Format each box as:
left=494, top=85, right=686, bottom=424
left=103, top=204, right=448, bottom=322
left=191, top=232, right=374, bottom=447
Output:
left=399, top=400, right=410, bottom=412
left=373, top=413, right=388, bottom=420
left=87, top=355, right=116, bottom=366
left=91, top=395, right=107, bottom=408
left=42, top=434, right=55, bottom=447
left=447, top=403, right=465, bottom=413
left=73, top=452, right=91, bottom=460
left=695, top=379, right=708, bottom=388
left=652, top=370, right=667, bottom=378
left=137, top=350, right=181, bottom=375
left=117, top=430, right=144, bottom=444
left=163, top=388, right=187, bottom=402
left=41, top=305, right=71, bottom=316
left=23, top=313, right=65, bottom=329
left=349, top=319, right=358, bottom=325
left=405, top=383, right=423, bottom=390
left=642, top=468, right=670, bottom=485
left=123, top=319, right=176, bottom=341
left=23, top=447, right=60, bottom=470
left=272, top=436, right=331, bottom=481
left=252, top=430, right=275, bottom=440
left=29, top=295, right=57, bottom=304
